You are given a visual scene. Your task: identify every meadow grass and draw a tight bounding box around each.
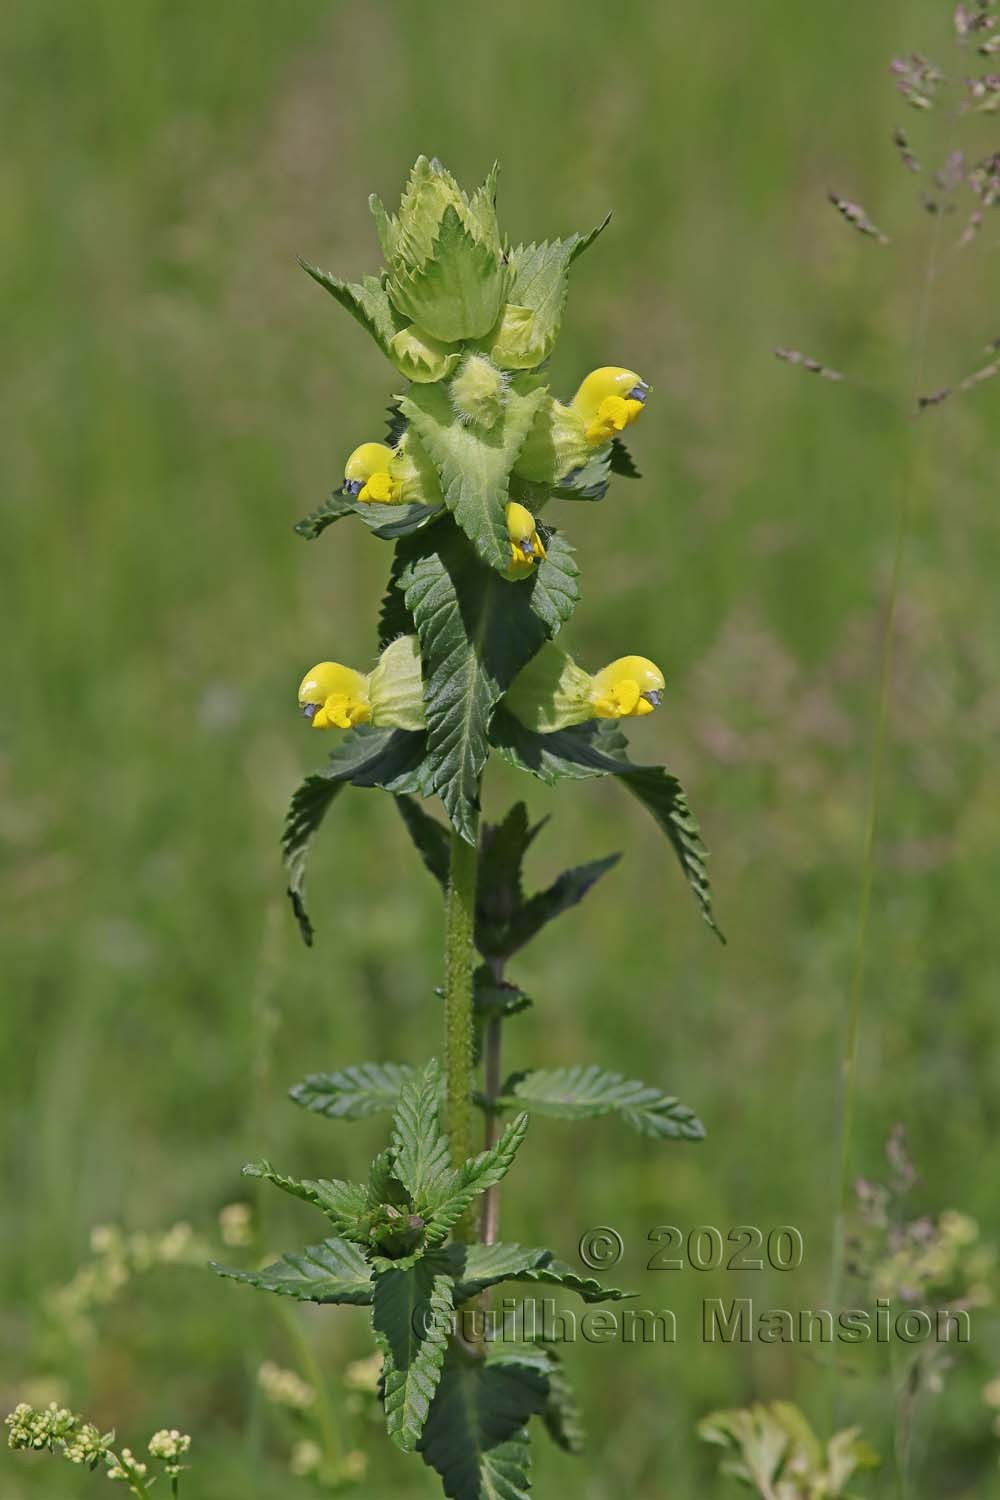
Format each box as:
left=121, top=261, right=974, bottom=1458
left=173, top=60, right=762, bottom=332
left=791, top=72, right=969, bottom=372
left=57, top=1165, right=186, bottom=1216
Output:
left=4, top=1, right=1000, bottom=1494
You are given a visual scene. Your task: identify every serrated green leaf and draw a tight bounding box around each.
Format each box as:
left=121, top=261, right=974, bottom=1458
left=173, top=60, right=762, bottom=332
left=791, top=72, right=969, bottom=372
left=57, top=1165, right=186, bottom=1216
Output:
left=388, top=205, right=505, bottom=343
left=288, top=1062, right=416, bottom=1121
left=550, top=447, right=613, bottom=502
left=444, top=1241, right=552, bottom=1301
left=368, top=1148, right=410, bottom=1210
left=489, top=711, right=722, bottom=939
left=294, top=491, right=440, bottom=543
left=527, top=528, right=579, bottom=635
left=503, top=1258, right=635, bottom=1303
left=373, top=1260, right=454, bottom=1453
left=378, top=546, right=416, bottom=648
left=485, top=854, right=620, bottom=960
left=399, top=527, right=552, bottom=841
left=243, top=1160, right=369, bottom=1234
left=539, top=1352, right=585, bottom=1455
left=389, top=323, right=462, bottom=383
left=391, top=1059, right=452, bottom=1205
left=395, top=793, right=451, bottom=887
left=492, top=215, right=611, bottom=367
left=499, top=1065, right=705, bottom=1142
left=299, top=262, right=399, bottom=351
left=490, top=708, right=628, bottom=783
left=210, top=1236, right=372, bottom=1306
left=398, top=382, right=548, bottom=573
left=293, top=489, right=355, bottom=540
left=476, top=802, right=538, bottom=938
left=610, top=437, right=641, bottom=479
left=423, top=1112, right=529, bottom=1244
left=283, top=725, right=429, bottom=945
left=419, top=1345, right=546, bottom=1500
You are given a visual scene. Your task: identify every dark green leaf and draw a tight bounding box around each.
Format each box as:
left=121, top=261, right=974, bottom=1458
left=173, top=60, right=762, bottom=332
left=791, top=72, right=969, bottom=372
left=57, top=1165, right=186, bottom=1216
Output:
left=293, top=489, right=355, bottom=541
left=502, top=1258, right=634, bottom=1303
left=527, top=528, right=579, bottom=634
left=400, top=528, right=551, bottom=841
left=488, top=854, right=621, bottom=960
left=378, top=547, right=415, bottom=648
left=395, top=793, right=451, bottom=888
left=288, top=1062, right=416, bottom=1121
left=373, top=1260, right=454, bottom=1452
left=551, top=447, right=613, bottom=502
left=283, top=725, right=428, bottom=945
left=499, top=1065, right=705, bottom=1142
left=399, top=382, right=548, bottom=573
left=489, top=711, right=722, bottom=939
left=419, top=1345, right=546, bottom=1500
left=540, top=1353, right=585, bottom=1455
left=610, top=437, right=641, bottom=478
left=242, top=1161, right=369, bottom=1234
left=294, top=492, right=439, bottom=543
left=210, top=1236, right=372, bottom=1306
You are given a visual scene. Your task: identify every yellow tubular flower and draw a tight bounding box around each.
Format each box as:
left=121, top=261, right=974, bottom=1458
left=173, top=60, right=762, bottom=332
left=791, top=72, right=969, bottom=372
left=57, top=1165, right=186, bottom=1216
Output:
left=343, top=442, right=402, bottom=505
left=504, top=501, right=546, bottom=579
left=570, top=366, right=649, bottom=444
left=298, top=662, right=371, bottom=730
left=590, top=656, right=665, bottom=719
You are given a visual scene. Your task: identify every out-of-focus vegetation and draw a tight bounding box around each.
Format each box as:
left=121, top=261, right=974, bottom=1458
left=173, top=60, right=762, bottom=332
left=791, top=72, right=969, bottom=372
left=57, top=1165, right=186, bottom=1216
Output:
left=3, top=1, right=999, bottom=1495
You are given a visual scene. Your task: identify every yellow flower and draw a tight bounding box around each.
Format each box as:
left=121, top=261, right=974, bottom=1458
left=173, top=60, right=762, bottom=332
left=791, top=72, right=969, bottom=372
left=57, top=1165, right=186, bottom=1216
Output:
left=298, top=662, right=372, bottom=729
left=506, top=643, right=665, bottom=732
left=343, top=442, right=402, bottom=505
left=570, top=366, right=649, bottom=444
left=590, top=656, right=665, bottom=718
left=298, top=637, right=426, bottom=732
left=504, top=501, right=546, bottom=579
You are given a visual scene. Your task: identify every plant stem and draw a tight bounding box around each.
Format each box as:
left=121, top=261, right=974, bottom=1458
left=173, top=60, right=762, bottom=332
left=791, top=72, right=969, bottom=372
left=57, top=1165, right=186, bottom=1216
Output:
left=444, top=823, right=479, bottom=1202
left=480, top=958, right=506, bottom=1245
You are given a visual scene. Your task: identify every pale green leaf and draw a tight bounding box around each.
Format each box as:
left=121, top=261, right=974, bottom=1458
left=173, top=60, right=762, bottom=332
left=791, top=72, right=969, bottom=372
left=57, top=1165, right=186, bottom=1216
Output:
left=500, top=1065, right=705, bottom=1142
left=388, top=205, right=506, bottom=343
left=289, top=1062, right=416, bottom=1121
left=398, top=382, right=548, bottom=572
left=390, top=1059, right=451, bottom=1205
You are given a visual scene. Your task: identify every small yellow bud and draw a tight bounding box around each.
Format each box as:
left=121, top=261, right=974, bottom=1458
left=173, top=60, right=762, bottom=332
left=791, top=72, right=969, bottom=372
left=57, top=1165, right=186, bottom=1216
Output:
left=570, top=366, right=649, bottom=444
left=504, top=501, right=546, bottom=580
left=590, top=656, right=665, bottom=718
left=298, top=662, right=372, bottom=730
left=343, top=443, right=402, bottom=504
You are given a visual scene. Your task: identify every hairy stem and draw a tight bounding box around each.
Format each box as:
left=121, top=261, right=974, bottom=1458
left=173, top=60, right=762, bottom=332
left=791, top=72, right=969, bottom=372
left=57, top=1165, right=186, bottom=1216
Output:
left=480, top=986, right=504, bottom=1244
left=444, top=824, right=479, bottom=1204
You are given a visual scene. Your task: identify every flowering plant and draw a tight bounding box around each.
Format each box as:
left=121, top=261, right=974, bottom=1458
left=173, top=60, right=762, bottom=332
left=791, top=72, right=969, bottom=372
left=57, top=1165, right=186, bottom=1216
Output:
left=213, top=156, right=721, bottom=1498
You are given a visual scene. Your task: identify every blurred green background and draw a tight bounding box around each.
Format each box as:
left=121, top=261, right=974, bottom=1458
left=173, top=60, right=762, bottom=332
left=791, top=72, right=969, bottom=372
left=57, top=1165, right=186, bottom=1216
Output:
left=4, top=0, right=1000, bottom=1495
